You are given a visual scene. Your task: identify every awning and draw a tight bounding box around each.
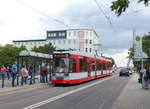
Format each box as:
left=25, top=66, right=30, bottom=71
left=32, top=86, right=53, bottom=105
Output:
left=19, top=50, right=52, bottom=59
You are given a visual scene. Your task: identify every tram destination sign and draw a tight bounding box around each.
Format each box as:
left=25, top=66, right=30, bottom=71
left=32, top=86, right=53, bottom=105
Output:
left=47, top=30, right=67, bottom=39
left=53, top=54, right=68, bottom=58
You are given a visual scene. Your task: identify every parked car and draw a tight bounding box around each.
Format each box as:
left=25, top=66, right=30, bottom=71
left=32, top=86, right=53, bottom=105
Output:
left=119, top=68, right=130, bottom=76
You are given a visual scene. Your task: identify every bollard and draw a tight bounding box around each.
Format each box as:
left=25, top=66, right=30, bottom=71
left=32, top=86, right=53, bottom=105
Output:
left=33, top=74, right=35, bottom=84
left=17, top=74, right=19, bottom=86
left=1, top=74, right=5, bottom=88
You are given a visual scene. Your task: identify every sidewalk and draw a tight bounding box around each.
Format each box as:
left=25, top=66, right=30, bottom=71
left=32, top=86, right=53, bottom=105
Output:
left=111, top=73, right=150, bottom=109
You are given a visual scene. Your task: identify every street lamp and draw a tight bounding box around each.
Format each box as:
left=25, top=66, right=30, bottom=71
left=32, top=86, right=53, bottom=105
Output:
left=93, top=43, right=103, bottom=56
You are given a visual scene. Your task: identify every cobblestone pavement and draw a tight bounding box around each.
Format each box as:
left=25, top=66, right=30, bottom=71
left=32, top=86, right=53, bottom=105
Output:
left=111, top=73, right=150, bottom=109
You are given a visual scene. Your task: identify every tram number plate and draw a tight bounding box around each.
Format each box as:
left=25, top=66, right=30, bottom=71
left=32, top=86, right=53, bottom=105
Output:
left=56, top=73, right=64, bottom=77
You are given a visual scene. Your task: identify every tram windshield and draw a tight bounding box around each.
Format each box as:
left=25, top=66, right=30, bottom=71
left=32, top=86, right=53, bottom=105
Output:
left=53, top=58, right=69, bottom=73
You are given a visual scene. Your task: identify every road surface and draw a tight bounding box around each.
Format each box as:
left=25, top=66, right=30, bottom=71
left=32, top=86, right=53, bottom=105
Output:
left=0, top=73, right=129, bottom=109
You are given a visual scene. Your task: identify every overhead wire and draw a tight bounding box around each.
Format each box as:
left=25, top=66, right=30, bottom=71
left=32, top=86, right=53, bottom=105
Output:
left=16, top=0, right=70, bottom=29
left=94, top=0, right=115, bottom=31
left=94, top=0, right=131, bottom=67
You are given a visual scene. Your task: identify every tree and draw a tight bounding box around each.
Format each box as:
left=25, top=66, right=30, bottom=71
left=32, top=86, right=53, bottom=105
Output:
left=31, top=46, right=40, bottom=52
left=0, top=44, right=26, bottom=67
left=127, top=47, right=134, bottom=59
left=111, top=0, right=150, bottom=16
left=31, top=43, right=56, bottom=54
left=109, top=57, right=116, bottom=67
left=142, top=32, right=150, bottom=57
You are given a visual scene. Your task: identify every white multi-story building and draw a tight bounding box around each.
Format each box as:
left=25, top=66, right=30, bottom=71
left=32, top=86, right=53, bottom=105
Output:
left=13, top=29, right=99, bottom=54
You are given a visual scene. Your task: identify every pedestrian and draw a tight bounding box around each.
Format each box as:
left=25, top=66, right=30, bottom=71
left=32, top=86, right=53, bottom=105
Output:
left=143, top=66, right=150, bottom=89
left=138, top=67, right=142, bottom=83
left=28, top=66, right=34, bottom=85
left=40, top=65, right=44, bottom=83
left=6, top=66, right=11, bottom=80
left=11, top=64, right=17, bottom=87
left=41, top=64, right=47, bottom=83
left=20, top=65, right=29, bottom=85
left=139, top=67, right=146, bottom=88
left=0, top=65, right=6, bottom=88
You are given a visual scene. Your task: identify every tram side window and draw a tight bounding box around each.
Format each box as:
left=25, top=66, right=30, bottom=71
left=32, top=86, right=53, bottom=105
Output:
left=80, top=59, right=86, bottom=72
left=108, top=63, right=111, bottom=70
left=103, top=63, right=106, bottom=70
left=91, top=61, right=96, bottom=71
left=69, top=59, right=76, bottom=72
left=103, top=63, right=108, bottom=70
left=97, top=62, right=102, bottom=70
left=100, top=63, right=103, bottom=70
left=107, top=63, right=110, bottom=70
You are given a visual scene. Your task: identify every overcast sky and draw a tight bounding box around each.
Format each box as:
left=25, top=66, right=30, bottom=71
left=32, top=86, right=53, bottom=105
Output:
left=0, top=0, right=150, bottom=67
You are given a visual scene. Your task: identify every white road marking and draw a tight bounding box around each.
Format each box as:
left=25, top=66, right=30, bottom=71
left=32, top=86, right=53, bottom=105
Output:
left=23, top=75, right=117, bottom=109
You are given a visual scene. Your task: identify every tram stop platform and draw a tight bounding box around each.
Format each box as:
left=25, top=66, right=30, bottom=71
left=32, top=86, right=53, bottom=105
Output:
left=111, top=73, right=150, bottom=109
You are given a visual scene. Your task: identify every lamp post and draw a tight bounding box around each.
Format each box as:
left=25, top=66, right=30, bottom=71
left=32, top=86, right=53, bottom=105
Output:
left=93, top=43, right=102, bottom=56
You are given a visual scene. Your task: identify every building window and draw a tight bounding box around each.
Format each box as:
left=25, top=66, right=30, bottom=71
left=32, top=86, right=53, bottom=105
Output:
left=74, top=39, right=76, bottom=44
left=89, top=48, right=92, bottom=52
left=53, top=33, right=56, bottom=37
left=85, top=39, right=88, bottom=44
left=68, top=39, right=71, bottom=44
left=85, top=48, right=88, bottom=52
left=62, top=33, right=65, bottom=36
left=59, top=33, right=62, bottom=36
left=48, top=33, right=51, bottom=37
left=89, top=40, right=92, bottom=44
left=74, top=31, right=76, bottom=36
left=50, top=33, right=53, bottom=37
left=63, top=40, right=66, bottom=44
left=68, top=32, right=71, bottom=36
left=90, top=31, right=92, bottom=36
left=58, top=40, right=61, bottom=44
left=86, top=31, right=88, bottom=36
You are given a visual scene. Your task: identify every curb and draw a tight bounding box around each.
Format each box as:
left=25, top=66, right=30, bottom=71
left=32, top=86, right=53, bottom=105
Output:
left=0, top=83, right=50, bottom=96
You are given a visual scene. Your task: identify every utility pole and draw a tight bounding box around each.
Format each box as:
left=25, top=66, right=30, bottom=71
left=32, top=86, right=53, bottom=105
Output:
left=133, top=27, right=144, bottom=69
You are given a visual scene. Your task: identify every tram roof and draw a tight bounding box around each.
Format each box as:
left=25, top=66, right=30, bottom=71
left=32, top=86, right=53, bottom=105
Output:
left=54, top=51, right=112, bottom=62
left=19, top=50, right=52, bottom=59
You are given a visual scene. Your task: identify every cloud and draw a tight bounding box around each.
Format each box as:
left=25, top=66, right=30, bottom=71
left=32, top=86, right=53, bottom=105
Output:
left=105, top=49, right=132, bottom=67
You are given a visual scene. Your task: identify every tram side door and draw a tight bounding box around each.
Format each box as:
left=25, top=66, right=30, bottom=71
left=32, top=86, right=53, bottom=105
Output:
left=87, top=62, right=91, bottom=77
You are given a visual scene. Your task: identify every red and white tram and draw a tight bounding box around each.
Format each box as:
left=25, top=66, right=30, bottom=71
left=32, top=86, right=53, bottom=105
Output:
left=51, top=51, right=113, bottom=84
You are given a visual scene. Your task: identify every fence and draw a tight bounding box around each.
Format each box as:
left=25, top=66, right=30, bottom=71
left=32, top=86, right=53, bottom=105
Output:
left=0, top=74, right=51, bottom=88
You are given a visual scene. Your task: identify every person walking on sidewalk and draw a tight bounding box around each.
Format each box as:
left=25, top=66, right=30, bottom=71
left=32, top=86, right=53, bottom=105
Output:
left=11, top=64, right=17, bottom=87
left=143, top=66, right=150, bottom=89
left=20, top=66, right=29, bottom=85
left=140, top=67, right=146, bottom=88
left=28, top=66, right=34, bottom=85
left=6, top=66, right=11, bottom=80
left=138, top=67, right=144, bottom=84
left=0, top=65, right=7, bottom=88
